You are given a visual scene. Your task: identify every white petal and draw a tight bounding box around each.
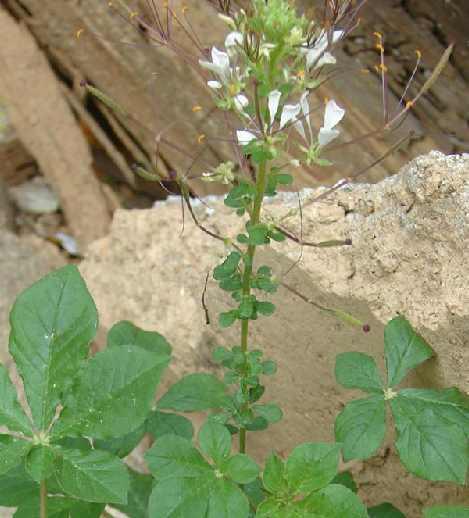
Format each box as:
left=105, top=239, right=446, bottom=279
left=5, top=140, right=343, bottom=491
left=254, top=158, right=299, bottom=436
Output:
left=293, top=119, right=306, bottom=141
left=315, top=52, right=337, bottom=68
left=207, top=80, right=222, bottom=89
left=323, top=100, right=345, bottom=131
left=234, top=94, right=249, bottom=111
left=279, top=103, right=301, bottom=129
left=237, top=130, right=257, bottom=145
left=299, top=92, right=312, bottom=139
left=225, top=31, right=243, bottom=48
left=318, top=128, right=340, bottom=147
left=268, top=90, right=281, bottom=124
left=211, top=47, right=230, bottom=69
left=332, top=30, right=344, bottom=44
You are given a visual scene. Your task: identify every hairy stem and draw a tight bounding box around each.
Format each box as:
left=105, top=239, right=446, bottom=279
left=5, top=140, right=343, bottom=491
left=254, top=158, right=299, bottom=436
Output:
left=239, top=160, right=268, bottom=454
left=40, top=480, right=47, bottom=518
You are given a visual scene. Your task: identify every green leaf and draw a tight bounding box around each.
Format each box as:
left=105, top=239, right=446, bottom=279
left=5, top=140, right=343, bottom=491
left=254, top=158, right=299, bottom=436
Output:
left=224, top=453, right=259, bottom=484
left=14, top=497, right=104, bottom=517
left=146, top=411, right=194, bottom=440
left=247, top=224, right=270, bottom=245
left=0, top=435, right=32, bottom=476
left=57, top=448, right=129, bottom=504
left=242, top=478, right=266, bottom=509
left=0, top=364, right=32, bottom=434
left=424, top=506, right=469, bottom=518
left=331, top=471, right=358, bottom=494
left=146, top=434, right=250, bottom=517
left=256, top=301, right=276, bottom=316
left=368, top=502, right=406, bottom=518
left=254, top=403, right=283, bottom=424
left=52, top=345, right=169, bottom=439
left=390, top=396, right=467, bottom=484
left=302, top=484, right=368, bottom=517
left=93, top=423, right=146, bottom=458
left=214, top=252, right=242, bottom=280
left=219, top=310, right=239, bottom=328
left=25, top=445, right=56, bottom=482
left=9, top=265, right=98, bottom=430
left=0, top=466, right=37, bottom=506
left=262, top=452, right=287, bottom=494
left=239, top=296, right=256, bottom=319
left=199, top=421, right=231, bottom=465
left=335, top=396, right=386, bottom=461
left=286, top=442, right=341, bottom=494
left=114, top=469, right=153, bottom=518
left=335, top=352, right=383, bottom=393
left=384, top=316, right=433, bottom=387
left=107, top=320, right=171, bottom=356
left=261, top=360, right=277, bottom=375
left=158, top=373, right=229, bottom=412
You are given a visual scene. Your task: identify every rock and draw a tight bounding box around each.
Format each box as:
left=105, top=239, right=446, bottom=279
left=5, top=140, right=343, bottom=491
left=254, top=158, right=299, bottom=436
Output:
left=0, top=231, right=65, bottom=365
left=9, top=176, right=60, bottom=214
left=80, top=151, right=469, bottom=516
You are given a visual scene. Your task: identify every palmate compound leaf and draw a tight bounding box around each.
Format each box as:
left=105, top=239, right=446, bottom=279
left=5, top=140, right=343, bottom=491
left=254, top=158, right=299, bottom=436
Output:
left=384, top=316, right=433, bottom=387
left=157, top=372, right=230, bottom=412
left=146, top=410, right=194, bottom=441
left=0, top=364, right=32, bottom=434
left=107, top=320, right=172, bottom=356
left=0, top=435, right=32, bottom=476
left=114, top=469, right=153, bottom=518
left=335, top=352, right=383, bottom=393
left=198, top=421, right=231, bottom=465
left=25, top=444, right=57, bottom=482
left=0, top=465, right=37, bottom=506
left=145, top=434, right=258, bottom=517
left=334, top=395, right=386, bottom=461
left=51, top=345, right=170, bottom=440
left=8, top=265, right=98, bottom=430
left=390, top=391, right=468, bottom=484
left=14, top=496, right=104, bottom=518
left=423, top=506, right=469, bottom=518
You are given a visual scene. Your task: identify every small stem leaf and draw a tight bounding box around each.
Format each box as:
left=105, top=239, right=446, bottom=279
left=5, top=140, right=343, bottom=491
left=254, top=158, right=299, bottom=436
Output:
left=199, top=421, right=232, bottom=465
left=0, top=364, right=32, bottom=434
left=262, top=452, right=287, bottom=494
left=335, top=352, right=383, bottom=393
left=331, top=471, right=358, bottom=494
left=107, top=320, right=172, bottom=356
left=302, top=484, right=368, bottom=517
left=52, top=346, right=169, bottom=440
left=157, top=373, right=229, bottom=412
left=0, top=435, right=32, bottom=476
left=0, top=465, right=37, bottom=506
left=253, top=403, right=283, bottom=424
left=93, top=423, right=146, bottom=458
left=9, top=265, right=98, bottom=430
left=219, top=310, right=239, bottom=328
left=146, top=411, right=194, bottom=440
left=256, top=301, right=276, bottom=316
left=384, top=317, right=433, bottom=387
left=285, top=442, right=341, bottom=494
left=114, top=469, right=153, bottom=518
left=224, top=453, right=259, bottom=484
left=25, top=445, right=57, bottom=483
left=57, top=448, right=129, bottom=504
left=390, top=396, right=467, bottom=484
left=334, top=396, right=386, bottom=461
left=214, top=252, right=242, bottom=280
left=145, top=434, right=211, bottom=479
left=424, top=506, right=469, bottom=518
left=368, top=502, right=406, bottom=518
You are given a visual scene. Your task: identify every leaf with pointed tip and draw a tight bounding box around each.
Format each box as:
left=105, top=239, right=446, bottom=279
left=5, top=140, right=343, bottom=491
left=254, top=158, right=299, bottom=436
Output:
left=9, top=265, right=98, bottom=430
left=390, top=396, right=467, bottom=484
left=368, top=502, right=406, bottom=518
left=335, top=352, right=383, bottom=393
left=286, top=442, right=341, bottom=494
left=25, top=445, right=57, bottom=482
left=0, top=466, right=37, bottom=506
left=424, top=506, right=469, bottom=518
left=0, top=435, right=32, bottom=476
left=0, top=364, right=32, bottom=435
left=335, top=395, right=386, bottom=461
left=224, top=454, right=259, bottom=484
left=302, top=484, right=368, bottom=517
left=198, top=421, right=231, bottom=465
left=52, top=345, right=169, bottom=440
left=14, top=497, right=104, bottom=517
left=57, top=448, right=129, bottom=504
left=384, top=317, right=433, bottom=387
left=158, top=373, right=229, bottom=412
left=93, top=423, right=146, bottom=458
left=107, top=320, right=171, bottom=356
left=146, top=411, right=194, bottom=440
left=114, top=469, right=153, bottom=518
left=331, top=471, right=358, bottom=494
left=262, top=452, right=287, bottom=494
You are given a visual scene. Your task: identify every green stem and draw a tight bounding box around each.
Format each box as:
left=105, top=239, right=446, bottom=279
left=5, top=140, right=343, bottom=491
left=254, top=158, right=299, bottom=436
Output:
left=239, top=160, right=268, bottom=454
left=40, top=480, right=47, bottom=518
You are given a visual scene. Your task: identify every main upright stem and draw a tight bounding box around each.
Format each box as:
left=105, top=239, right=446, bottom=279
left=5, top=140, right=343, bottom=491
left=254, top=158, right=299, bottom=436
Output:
left=40, top=480, right=47, bottom=518
left=239, top=161, right=268, bottom=454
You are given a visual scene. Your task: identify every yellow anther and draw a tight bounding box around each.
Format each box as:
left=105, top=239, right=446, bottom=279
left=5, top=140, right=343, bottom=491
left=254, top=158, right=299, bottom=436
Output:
left=181, top=5, right=189, bottom=14
left=197, top=134, right=206, bottom=144
left=406, top=100, right=414, bottom=109
left=376, top=43, right=384, bottom=53
left=297, top=69, right=305, bottom=79
left=192, top=105, right=203, bottom=112
left=373, top=65, right=380, bottom=73
left=76, top=28, right=84, bottom=39
left=416, top=49, right=422, bottom=59
left=130, top=11, right=138, bottom=19
left=360, top=68, right=370, bottom=74
left=379, top=63, right=388, bottom=72
left=324, top=96, right=329, bottom=104
left=373, top=31, right=382, bottom=40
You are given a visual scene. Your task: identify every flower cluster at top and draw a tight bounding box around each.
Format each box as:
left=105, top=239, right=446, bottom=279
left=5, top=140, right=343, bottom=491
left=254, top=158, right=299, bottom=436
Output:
left=198, top=0, right=346, bottom=168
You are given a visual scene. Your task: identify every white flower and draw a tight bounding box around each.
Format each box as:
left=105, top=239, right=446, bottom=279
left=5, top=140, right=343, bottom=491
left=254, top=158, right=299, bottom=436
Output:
left=318, top=100, right=345, bottom=147
left=268, top=90, right=281, bottom=124
left=234, top=94, right=249, bottom=111
left=199, top=47, right=231, bottom=82
left=303, top=30, right=343, bottom=70
left=225, top=31, right=243, bottom=48
left=237, top=130, right=257, bottom=145
left=279, top=102, right=301, bottom=130
left=207, top=80, right=222, bottom=89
